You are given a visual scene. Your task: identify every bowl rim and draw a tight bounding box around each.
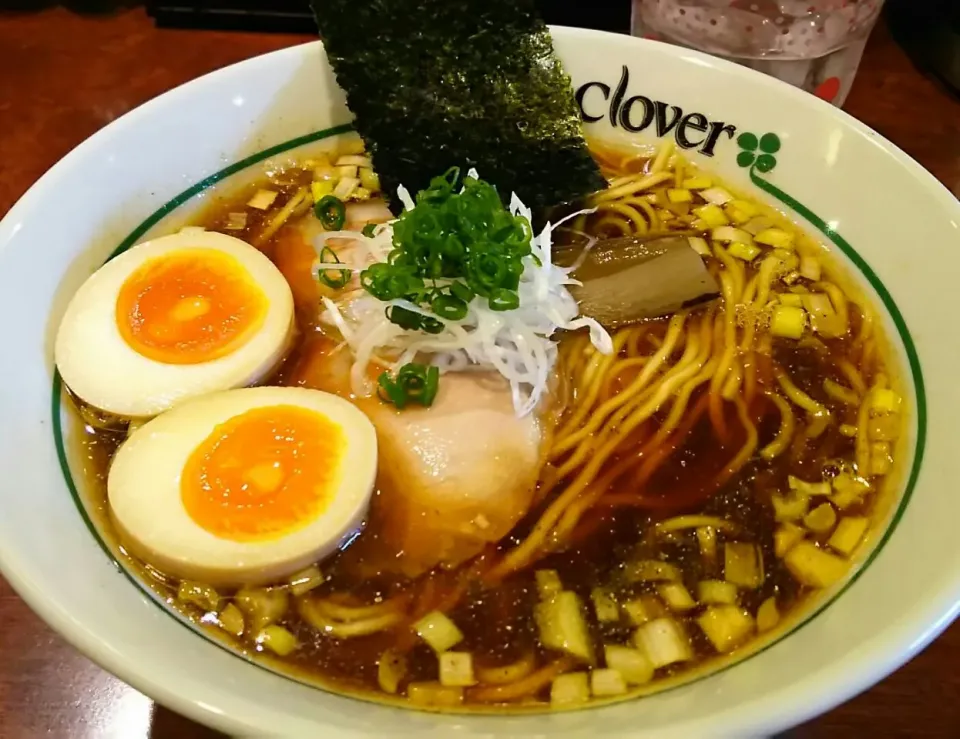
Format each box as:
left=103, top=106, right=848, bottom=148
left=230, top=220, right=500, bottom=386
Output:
left=1, top=27, right=959, bottom=737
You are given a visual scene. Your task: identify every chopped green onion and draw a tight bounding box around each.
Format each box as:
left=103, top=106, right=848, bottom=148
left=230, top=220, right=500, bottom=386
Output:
left=360, top=262, right=390, bottom=298
left=467, top=253, right=508, bottom=295
left=361, top=223, right=377, bottom=238
left=385, top=305, right=424, bottom=331
left=423, top=316, right=445, bottom=334
left=378, top=371, right=408, bottom=409
left=488, top=289, right=520, bottom=312
left=397, top=363, right=439, bottom=405
left=319, top=272, right=350, bottom=289
left=363, top=264, right=425, bottom=303
left=314, top=195, right=346, bottom=230
left=317, top=246, right=350, bottom=289
left=357, top=171, right=529, bottom=331
left=378, top=363, right=440, bottom=410
left=449, top=281, right=475, bottom=304
left=431, top=294, right=468, bottom=321
left=421, top=366, right=440, bottom=405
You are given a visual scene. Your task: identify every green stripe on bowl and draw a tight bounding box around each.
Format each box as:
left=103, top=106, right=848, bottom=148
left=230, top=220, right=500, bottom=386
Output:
left=748, top=165, right=926, bottom=584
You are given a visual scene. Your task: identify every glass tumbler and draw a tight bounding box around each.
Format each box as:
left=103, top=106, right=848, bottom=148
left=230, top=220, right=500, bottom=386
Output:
left=631, top=0, right=886, bottom=106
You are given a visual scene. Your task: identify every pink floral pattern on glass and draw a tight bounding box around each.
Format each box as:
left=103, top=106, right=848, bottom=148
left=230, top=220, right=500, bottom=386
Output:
left=632, top=0, right=885, bottom=106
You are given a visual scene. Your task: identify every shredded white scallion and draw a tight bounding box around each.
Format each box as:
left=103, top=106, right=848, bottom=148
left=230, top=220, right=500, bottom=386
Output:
left=396, top=185, right=416, bottom=211
left=312, top=183, right=613, bottom=416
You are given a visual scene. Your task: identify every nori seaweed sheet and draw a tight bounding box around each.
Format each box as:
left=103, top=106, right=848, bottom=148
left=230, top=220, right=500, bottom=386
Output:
left=309, top=0, right=606, bottom=213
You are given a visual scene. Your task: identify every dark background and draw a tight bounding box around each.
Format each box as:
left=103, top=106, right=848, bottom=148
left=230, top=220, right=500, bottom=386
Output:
left=0, top=0, right=634, bottom=32
left=142, top=0, right=633, bottom=34
left=2, top=1, right=955, bottom=94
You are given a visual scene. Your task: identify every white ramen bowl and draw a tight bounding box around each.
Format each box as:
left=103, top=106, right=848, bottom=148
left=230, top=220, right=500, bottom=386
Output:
left=0, top=27, right=958, bottom=738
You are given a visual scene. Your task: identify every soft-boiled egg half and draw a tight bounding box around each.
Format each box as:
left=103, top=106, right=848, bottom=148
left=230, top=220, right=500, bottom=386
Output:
left=55, top=229, right=294, bottom=418
left=108, top=386, right=377, bottom=587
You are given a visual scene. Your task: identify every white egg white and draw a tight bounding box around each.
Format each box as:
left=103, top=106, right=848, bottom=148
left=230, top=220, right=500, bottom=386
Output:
left=108, top=386, right=378, bottom=587
left=55, top=229, right=295, bottom=418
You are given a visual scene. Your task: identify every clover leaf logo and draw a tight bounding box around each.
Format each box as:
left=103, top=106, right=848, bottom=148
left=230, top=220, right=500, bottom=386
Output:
left=736, top=132, right=781, bottom=173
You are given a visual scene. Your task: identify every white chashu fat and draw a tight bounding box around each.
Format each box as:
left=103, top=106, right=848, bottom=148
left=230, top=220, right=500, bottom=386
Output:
left=285, top=346, right=549, bottom=577
left=363, top=370, right=545, bottom=576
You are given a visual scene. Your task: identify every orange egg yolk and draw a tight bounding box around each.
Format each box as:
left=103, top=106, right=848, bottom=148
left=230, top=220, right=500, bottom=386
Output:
left=116, top=248, right=268, bottom=364
left=181, top=405, right=344, bottom=541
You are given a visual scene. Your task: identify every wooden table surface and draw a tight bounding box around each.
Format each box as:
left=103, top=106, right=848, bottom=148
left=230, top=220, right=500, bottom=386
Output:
left=1, top=6, right=959, bottom=738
